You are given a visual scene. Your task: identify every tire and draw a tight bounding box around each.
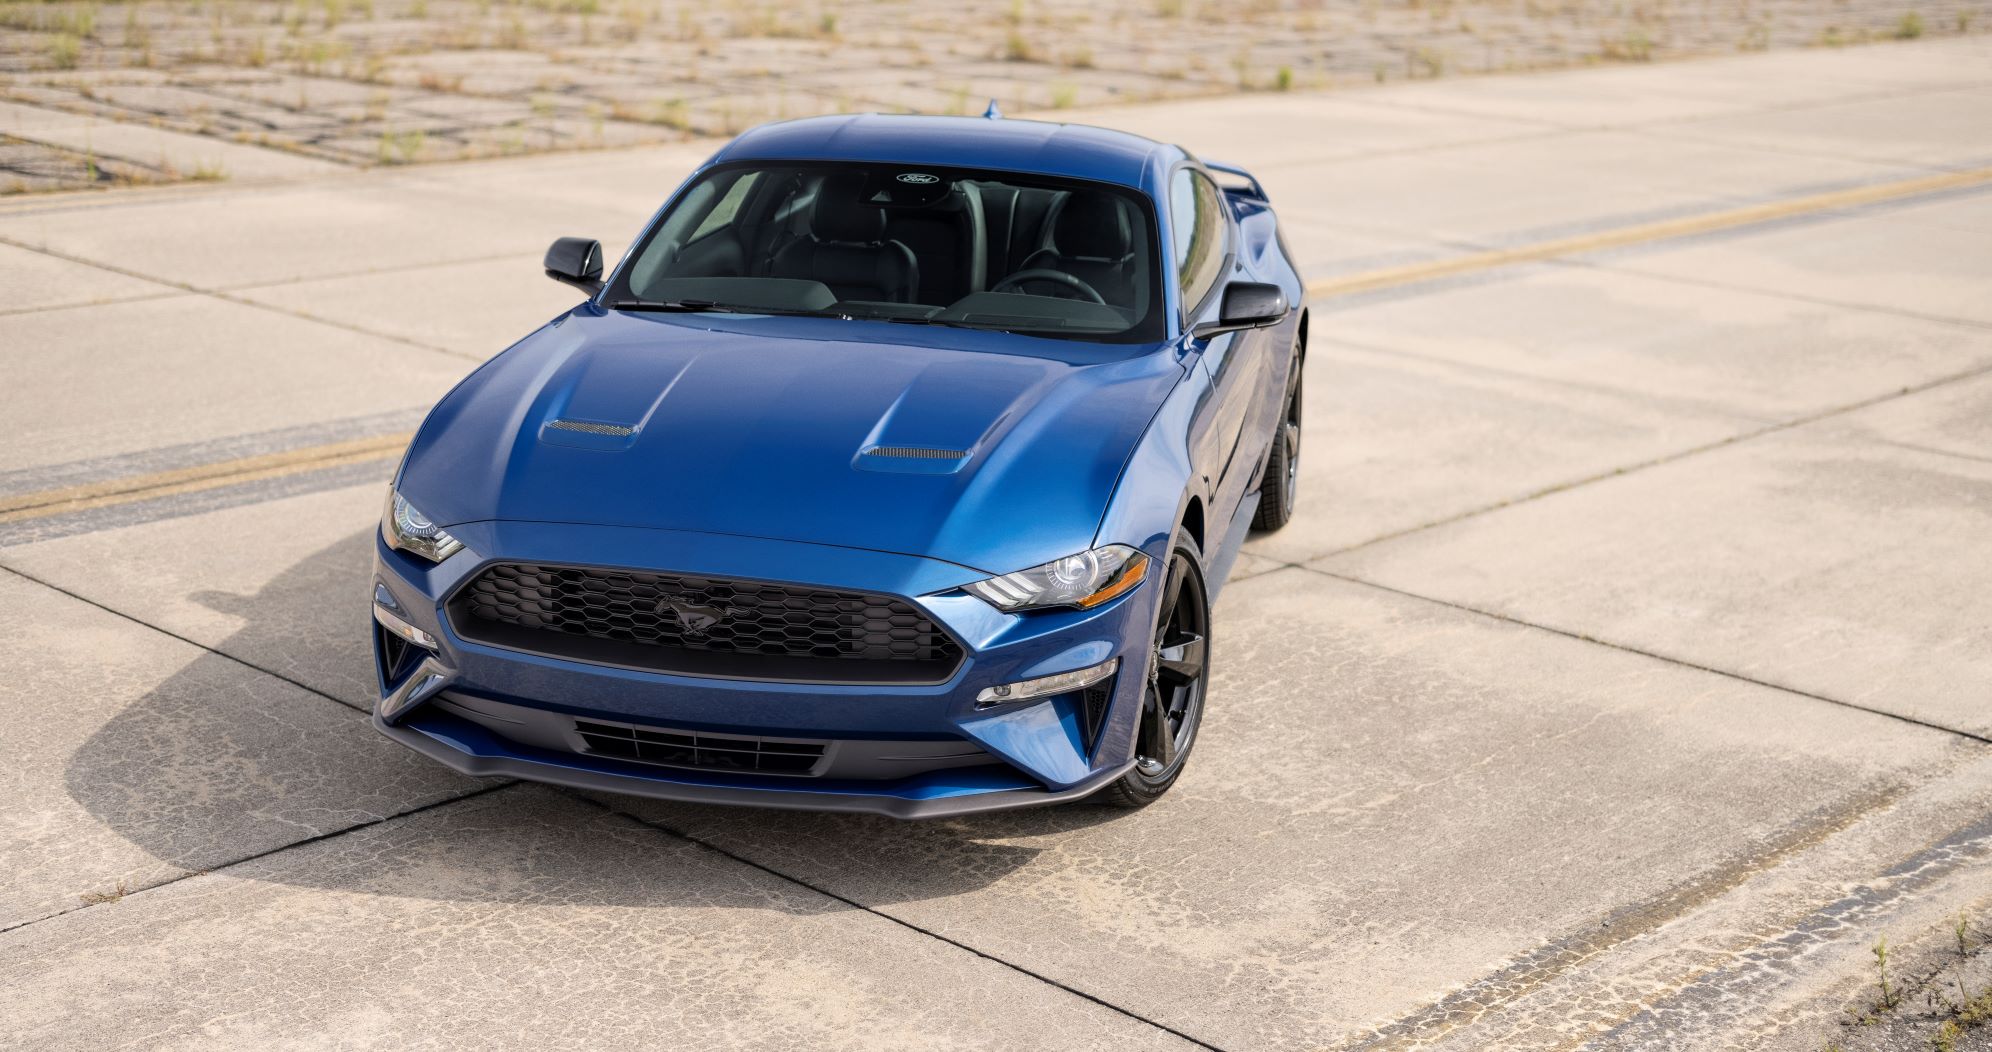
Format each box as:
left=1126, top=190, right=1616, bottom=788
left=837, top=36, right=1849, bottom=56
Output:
left=1094, top=533, right=1211, bottom=809
left=1252, top=347, right=1304, bottom=532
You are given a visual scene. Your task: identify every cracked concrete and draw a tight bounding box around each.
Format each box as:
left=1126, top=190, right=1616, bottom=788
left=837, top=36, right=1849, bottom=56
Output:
left=0, top=787, right=1205, bottom=1051
left=0, top=570, right=492, bottom=932
left=1, top=35, right=1989, bottom=1051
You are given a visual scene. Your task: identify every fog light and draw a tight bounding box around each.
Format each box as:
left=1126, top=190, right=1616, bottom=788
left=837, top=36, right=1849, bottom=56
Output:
left=373, top=602, right=438, bottom=651
left=975, top=658, right=1117, bottom=708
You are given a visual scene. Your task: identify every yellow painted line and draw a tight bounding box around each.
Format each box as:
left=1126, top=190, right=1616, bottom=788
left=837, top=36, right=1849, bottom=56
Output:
left=1305, top=165, right=1992, bottom=299
left=0, top=433, right=411, bottom=525
left=5, top=165, right=1985, bottom=529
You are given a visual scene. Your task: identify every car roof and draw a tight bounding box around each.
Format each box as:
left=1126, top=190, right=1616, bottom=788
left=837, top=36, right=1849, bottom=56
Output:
left=707, top=113, right=1181, bottom=192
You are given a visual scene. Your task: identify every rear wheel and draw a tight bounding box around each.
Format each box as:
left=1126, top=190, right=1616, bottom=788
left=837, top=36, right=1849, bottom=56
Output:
left=1093, top=534, right=1210, bottom=809
left=1252, top=348, right=1303, bottom=532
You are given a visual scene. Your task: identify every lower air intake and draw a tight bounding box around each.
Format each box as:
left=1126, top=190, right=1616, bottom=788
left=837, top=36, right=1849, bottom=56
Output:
left=1081, top=675, right=1115, bottom=755
left=575, top=720, right=827, bottom=776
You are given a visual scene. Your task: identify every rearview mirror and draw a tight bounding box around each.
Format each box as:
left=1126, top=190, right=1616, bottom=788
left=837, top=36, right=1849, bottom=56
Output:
left=544, top=237, right=604, bottom=295
left=1192, top=281, right=1288, bottom=339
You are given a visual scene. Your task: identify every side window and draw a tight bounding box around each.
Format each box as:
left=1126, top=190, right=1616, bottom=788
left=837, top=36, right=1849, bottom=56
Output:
left=688, top=172, right=760, bottom=241
left=1170, top=169, right=1226, bottom=315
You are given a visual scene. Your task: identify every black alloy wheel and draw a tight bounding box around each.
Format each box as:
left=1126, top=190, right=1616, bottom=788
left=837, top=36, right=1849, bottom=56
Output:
left=1095, top=533, right=1210, bottom=808
left=1252, top=346, right=1303, bottom=531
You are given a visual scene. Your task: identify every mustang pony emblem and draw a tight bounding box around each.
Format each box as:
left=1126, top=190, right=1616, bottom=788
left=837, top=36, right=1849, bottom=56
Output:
left=658, top=598, right=735, bottom=636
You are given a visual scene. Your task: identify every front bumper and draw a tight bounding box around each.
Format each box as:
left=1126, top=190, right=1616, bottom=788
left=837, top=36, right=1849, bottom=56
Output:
left=371, top=519, right=1159, bottom=819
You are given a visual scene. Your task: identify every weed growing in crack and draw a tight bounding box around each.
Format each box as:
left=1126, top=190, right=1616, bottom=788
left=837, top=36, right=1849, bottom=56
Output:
left=1876, top=935, right=1899, bottom=1011
left=79, top=879, right=128, bottom=905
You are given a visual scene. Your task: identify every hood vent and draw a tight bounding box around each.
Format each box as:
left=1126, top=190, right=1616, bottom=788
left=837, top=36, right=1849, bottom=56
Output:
left=862, top=445, right=968, bottom=460
left=853, top=444, right=972, bottom=476
left=548, top=419, right=635, bottom=437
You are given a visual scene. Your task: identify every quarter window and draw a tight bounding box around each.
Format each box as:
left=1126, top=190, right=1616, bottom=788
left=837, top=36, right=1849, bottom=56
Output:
left=1170, top=169, right=1226, bottom=315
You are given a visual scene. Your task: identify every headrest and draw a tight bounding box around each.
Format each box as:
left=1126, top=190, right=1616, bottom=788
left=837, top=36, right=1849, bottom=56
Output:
left=1054, top=193, right=1131, bottom=260
left=811, top=171, right=886, bottom=243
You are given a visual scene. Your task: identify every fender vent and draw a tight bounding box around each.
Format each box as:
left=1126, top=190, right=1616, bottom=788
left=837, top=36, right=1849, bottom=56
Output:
left=548, top=419, right=634, bottom=437
left=862, top=445, right=968, bottom=460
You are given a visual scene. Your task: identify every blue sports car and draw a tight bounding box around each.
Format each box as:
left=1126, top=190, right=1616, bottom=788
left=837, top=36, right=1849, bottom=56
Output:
left=371, top=111, right=1306, bottom=817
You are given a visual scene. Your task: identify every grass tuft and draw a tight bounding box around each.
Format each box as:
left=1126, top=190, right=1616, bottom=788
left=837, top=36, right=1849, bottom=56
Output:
left=79, top=879, right=129, bottom=905
left=1875, top=935, right=1898, bottom=1011
left=376, top=128, right=425, bottom=164
left=48, top=32, right=81, bottom=69
left=1600, top=26, right=1654, bottom=61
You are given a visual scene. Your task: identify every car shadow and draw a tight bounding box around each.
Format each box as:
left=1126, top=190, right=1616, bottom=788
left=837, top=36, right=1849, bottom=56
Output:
left=62, top=528, right=1119, bottom=910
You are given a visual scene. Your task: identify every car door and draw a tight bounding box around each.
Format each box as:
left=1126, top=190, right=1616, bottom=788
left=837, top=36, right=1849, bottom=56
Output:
left=1175, top=168, right=1269, bottom=528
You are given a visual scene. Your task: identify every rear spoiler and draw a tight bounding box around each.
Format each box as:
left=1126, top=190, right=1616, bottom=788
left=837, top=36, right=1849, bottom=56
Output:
left=1202, top=160, right=1267, bottom=201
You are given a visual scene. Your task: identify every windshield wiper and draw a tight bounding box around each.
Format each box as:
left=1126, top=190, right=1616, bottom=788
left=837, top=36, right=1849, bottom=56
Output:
left=612, top=298, right=739, bottom=313
left=613, top=298, right=850, bottom=320
left=884, top=315, right=1017, bottom=334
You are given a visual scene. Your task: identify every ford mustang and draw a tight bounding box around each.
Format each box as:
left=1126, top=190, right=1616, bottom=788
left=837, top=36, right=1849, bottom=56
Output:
left=370, top=111, right=1307, bottom=817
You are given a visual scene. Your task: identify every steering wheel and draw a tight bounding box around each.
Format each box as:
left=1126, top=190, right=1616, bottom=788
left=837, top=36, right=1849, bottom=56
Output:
left=991, top=268, right=1107, bottom=305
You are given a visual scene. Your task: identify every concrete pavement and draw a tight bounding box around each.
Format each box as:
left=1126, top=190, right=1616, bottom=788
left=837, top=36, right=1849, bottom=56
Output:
left=2, top=36, right=1989, bottom=1050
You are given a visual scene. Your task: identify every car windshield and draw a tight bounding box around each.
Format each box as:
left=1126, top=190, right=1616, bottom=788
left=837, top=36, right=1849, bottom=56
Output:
left=609, top=162, right=1164, bottom=343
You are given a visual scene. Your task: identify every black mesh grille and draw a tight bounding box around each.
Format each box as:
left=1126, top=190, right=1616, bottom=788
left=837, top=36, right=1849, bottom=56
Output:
left=450, top=563, right=963, bottom=684
left=575, top=720, right=827, bottom=776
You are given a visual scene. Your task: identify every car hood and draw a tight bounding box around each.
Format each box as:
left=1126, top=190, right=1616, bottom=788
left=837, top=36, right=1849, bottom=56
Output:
left=401, top=308, right=1184, bottom=575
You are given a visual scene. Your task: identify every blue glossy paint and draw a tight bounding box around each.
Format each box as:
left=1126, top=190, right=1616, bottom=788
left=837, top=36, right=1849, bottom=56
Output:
left=374, top=113, right=1306, bottom=818
left=958, top=694, right=1094, bottom=789
left=401, top=313, right=1184, bottom=575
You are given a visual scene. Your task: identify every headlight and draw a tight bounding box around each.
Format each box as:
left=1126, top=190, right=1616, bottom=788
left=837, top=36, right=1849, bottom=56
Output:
left=965, top=544, right=1148, bottom=612
left=381, top=488, right=464, bottom=563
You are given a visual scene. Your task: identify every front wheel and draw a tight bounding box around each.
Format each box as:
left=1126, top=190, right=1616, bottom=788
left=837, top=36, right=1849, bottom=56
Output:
left=1093, top=533, right=1211, bottom=809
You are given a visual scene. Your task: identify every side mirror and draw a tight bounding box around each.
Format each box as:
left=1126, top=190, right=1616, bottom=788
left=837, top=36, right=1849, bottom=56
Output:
left=544, top=237, right=604, bottom=295
left=1192, top=281, right=1288, bottom=339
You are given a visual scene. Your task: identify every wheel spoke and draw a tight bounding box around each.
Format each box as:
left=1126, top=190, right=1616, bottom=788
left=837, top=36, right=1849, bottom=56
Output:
left=1138, top=684, right=1178, bottom=769
left=1157, top=554, right=1185, bottom=629
left=1156, top=632, right=1206, bottom=684
left=1137, top=550, right=1202, bottom=777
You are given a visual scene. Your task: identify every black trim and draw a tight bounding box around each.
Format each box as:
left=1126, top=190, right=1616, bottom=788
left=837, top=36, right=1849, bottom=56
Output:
left=444, top=558, right=968, bottom=687
left=1080, top=674, right=1116, bottom=756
